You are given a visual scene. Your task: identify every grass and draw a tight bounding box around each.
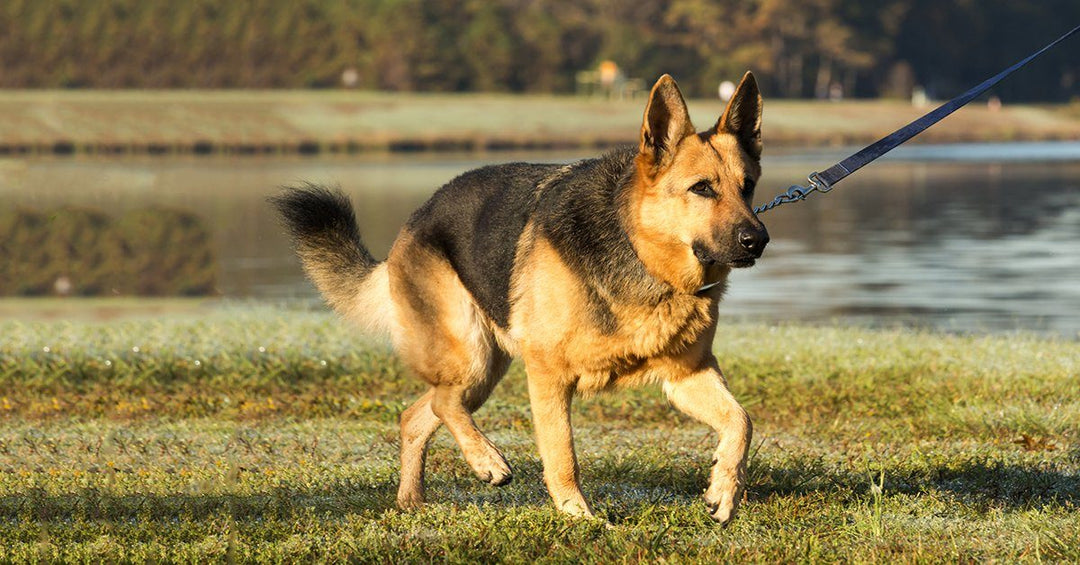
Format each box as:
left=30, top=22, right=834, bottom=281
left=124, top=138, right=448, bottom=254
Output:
left=1, top=91, right=1078, bottom=155
left=1, top=305, right=1078, bottom=562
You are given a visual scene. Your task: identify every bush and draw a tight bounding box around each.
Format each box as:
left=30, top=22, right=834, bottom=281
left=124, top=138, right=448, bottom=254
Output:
left=115, top=207, right=217, bottom=296
left=0, top=206, right=217, bottom=296
left=0, top=207, right=52, bottom=295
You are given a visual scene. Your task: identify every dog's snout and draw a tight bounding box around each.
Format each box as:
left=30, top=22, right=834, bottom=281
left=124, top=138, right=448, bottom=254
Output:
left=737, top=225, right=769, bottom=257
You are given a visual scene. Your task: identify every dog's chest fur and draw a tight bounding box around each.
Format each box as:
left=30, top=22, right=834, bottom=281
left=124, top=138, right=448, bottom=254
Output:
left=577, top=290, right=716, bottom=392
left=508, top=232, right=718, bottom=393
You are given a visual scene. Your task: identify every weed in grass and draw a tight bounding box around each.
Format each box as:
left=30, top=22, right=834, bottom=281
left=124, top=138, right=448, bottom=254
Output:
left=865, top=468, right=886, bottom=539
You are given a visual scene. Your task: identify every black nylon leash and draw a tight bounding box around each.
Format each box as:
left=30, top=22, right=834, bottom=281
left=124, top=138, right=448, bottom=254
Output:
left=755, top=23, right=1080, bottom=215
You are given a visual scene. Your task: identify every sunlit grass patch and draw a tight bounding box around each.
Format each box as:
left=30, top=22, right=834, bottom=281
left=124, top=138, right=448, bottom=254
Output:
left=0, top=306, right=1077, bottom=561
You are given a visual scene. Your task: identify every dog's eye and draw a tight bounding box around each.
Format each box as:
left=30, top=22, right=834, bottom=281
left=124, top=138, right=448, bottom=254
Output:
left=688, top=181, right=716, bottom=198
left=741, top=177, right=757, bottom=196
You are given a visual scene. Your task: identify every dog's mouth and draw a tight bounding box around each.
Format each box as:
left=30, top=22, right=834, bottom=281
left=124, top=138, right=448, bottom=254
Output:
left=693, top=244, right=757, bottom=269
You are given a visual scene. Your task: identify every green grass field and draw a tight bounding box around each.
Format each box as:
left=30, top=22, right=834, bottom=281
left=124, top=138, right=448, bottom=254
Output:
left=1, top=91, right=1078, bottom=154
left=1, top=305, right=1077, bottom=562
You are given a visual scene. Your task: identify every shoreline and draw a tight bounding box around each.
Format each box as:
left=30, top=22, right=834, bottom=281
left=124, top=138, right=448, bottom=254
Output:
left=2, top=91, right=1077, bottom=157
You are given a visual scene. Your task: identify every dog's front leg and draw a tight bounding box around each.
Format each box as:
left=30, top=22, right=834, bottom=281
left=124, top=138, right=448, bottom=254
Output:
left=663, top=362, right=752, bottom=525
left=525, top=365, right=593, bottom=518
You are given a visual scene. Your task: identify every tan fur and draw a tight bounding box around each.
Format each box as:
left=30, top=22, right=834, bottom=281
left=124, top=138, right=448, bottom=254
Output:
left=511, top=236, right=715, bottom=393
left=386, top=230, right=514, bottom=495
left=341, top=262, right=396, bottom=335
left=315, top=73, right=764, bottom=524
left=628, top=132, right=760, bottom=294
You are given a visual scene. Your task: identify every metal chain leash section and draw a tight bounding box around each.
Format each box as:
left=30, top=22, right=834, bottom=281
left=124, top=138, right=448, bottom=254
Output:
left=754, top=172, right=831, bottom=214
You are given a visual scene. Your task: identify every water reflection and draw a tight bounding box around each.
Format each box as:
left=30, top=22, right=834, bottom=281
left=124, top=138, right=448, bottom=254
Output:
left=733, top=156, right=1080, bottom=335
left=0, top=143, right=1077, bottom=335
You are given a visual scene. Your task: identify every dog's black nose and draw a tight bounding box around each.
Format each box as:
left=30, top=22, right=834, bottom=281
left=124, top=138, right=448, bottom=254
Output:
left=738, top=226, right=769, bottom=257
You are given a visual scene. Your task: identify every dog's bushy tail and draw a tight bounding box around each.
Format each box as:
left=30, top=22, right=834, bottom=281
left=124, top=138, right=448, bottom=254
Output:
left=270, top=184, right=392, bottom=333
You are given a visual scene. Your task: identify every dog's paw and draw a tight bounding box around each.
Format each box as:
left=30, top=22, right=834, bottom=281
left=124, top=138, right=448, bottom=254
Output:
left=473, top=452, right=513, bottom=486
left=704, top=497, right=737, bottom=525
left=396, top=492, right=425, bottom=511
left=704, top=483, right=740, bottom=526
left=557, top=498, right=594, bottom=519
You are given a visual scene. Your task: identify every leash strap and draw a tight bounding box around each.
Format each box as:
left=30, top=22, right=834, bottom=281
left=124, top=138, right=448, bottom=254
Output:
left=756, top=23, right=1080, bottom=214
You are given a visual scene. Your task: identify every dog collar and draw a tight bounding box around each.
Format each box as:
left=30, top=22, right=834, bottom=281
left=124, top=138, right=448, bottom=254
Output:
left=695, top=279, right=723, bottom=295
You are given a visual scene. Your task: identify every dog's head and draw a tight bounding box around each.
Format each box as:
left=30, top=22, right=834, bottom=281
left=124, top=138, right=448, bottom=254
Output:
left=627, top=73, right=768, bottom=292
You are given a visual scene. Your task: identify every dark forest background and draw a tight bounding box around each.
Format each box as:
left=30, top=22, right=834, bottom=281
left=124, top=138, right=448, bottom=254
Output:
left=1, top=0, right=1078, bottom=100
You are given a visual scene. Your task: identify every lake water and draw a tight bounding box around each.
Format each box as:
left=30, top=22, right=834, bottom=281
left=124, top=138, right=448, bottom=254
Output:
left=2, top=142, right=1079, bottom=337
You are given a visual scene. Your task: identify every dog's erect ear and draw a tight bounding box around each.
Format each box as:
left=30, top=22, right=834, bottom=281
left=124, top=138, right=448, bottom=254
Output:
left=639, top=74, right=696, bottom=171
left=714, top=71, right=762, bottom=158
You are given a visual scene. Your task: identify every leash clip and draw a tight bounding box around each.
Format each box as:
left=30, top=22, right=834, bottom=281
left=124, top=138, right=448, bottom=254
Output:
left=754, top=171, right=831, bottom=214
left=807, top=171, right=831, bottom=193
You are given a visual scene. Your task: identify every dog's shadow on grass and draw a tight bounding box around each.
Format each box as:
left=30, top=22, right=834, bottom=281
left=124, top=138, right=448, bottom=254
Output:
left=5, top=457, right=1075, bottom=524
left=2, top=480, right=402, bottom=523
left=571, top=453, right=1080, bottom=515
left=749, top=458, right=1080, bottom=510
left=436, top=453, right=1080, bottom=518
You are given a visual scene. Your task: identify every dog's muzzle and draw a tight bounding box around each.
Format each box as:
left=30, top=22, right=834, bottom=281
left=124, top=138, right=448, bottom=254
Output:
left=692, top=243, right=758, bottom=269
left=737, top=225, right=769, bottom=258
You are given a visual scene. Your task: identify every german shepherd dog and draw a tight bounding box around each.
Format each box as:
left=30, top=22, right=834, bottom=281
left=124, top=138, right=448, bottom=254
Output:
left=272, top=73, right=768, bottom=524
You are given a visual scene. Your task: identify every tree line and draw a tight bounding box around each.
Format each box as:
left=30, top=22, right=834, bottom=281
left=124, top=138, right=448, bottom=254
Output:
left=0, top=0, right=1077, bottom=100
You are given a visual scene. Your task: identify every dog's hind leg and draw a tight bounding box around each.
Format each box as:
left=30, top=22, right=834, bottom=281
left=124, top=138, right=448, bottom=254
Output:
left=396, top=388, right=440, bottom=509
left=663, top=359, right=752, bottom=525
left=396, top=349, right=510, bottom=508
left=430, top=350, right=513, bottom=486
left=389, top=243, right=513, bottom=491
